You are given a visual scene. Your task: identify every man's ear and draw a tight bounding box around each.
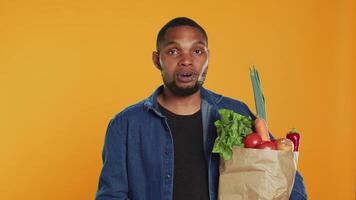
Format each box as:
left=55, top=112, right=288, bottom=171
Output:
left=152, top=51, right=161, bottom=70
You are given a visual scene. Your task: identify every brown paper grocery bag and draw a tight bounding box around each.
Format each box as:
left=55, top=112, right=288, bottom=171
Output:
left=218, top=147, right=298, bottom=200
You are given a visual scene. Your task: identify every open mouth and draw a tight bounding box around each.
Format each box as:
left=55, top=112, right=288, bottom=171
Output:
left=176, top=71, right=196, bottom=83
left=179, top=72, right=193, bottom=77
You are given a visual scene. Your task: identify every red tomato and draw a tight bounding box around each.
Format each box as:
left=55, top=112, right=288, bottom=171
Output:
left=244, top=133, right=262, bottom=148
left=271, top=139, right=277, bottom=146
left=256, top=141, right=276, bottom=150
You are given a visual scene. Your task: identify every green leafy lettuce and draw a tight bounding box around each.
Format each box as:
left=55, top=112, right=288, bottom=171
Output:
left=212, top=109, right=253, bottom=160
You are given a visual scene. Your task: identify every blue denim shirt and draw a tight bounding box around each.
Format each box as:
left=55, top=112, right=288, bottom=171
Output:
left=95, top=85, right=308, bottom=200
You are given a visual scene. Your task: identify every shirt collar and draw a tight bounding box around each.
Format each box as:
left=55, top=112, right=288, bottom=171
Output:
left=143, top=85, right=222, bottom=113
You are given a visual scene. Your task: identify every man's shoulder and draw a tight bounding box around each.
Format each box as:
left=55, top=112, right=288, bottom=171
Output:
left=206, top=88, right=255, bottom=118
left=205, top=88, right=248, bottom=107
left=219, top=95, right=248, bottom=108
left=111, top=99, right=147, bottom=121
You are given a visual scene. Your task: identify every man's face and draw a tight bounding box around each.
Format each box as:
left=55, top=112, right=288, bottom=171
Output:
left=153, top=25, right=209, bottom=96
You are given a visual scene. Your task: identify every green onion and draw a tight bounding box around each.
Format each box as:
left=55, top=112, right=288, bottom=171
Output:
left=250, top=65, right=267, bottom=122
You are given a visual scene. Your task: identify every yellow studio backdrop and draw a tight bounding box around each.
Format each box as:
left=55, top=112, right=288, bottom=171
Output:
left=0, top=0, right=355, bottom=199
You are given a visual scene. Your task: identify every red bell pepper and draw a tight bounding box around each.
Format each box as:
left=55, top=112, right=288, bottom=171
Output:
left=286, top=128, right=300, bottom=152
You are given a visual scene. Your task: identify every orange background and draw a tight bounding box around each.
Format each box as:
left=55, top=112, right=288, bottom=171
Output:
left=0, top=0, right=355, bottom=199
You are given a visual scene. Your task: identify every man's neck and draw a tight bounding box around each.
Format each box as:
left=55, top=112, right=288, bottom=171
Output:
left=157, top=86, right=201, bottom=115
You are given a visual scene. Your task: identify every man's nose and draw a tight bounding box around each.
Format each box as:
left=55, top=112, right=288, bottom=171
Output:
left=178, top=53, right=193, bottom=67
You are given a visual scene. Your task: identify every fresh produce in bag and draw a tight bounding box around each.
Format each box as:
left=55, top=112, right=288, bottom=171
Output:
left=212, top=66, right=301, bottom=200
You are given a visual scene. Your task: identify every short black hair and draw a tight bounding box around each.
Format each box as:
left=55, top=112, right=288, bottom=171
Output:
left=156, top=17, right=208, bottom=51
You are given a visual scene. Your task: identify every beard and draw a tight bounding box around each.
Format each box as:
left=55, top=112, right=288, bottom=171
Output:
left=161, top=67, right=208, bottom=97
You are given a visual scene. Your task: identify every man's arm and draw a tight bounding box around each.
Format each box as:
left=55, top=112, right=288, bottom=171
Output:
left=290, top=171, right=308, bottom=200
left=95, top=115, right=129, bottom=200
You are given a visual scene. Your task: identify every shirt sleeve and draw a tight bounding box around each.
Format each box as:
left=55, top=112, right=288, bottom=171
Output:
left=289, top=171, right=308, bottom=200
left=95, top=115, right=130, bottom=200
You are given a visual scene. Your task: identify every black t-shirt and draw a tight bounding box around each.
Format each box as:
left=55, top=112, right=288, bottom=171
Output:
left=159, top=103, right=209, bottom=200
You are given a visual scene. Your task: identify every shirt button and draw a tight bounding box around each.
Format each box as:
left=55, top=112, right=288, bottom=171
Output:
left=165, top=151, right=169, bottom=155
left=166, top=174, right=171, bottom=179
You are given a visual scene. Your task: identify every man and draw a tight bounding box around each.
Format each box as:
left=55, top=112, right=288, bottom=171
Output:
left=95, top=17, right=307, bottom=200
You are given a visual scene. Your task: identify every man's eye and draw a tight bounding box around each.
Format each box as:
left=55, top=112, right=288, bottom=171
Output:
left=193, top=49, right=203, bottom=55
left=168, top=49, right=178, bottom=55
